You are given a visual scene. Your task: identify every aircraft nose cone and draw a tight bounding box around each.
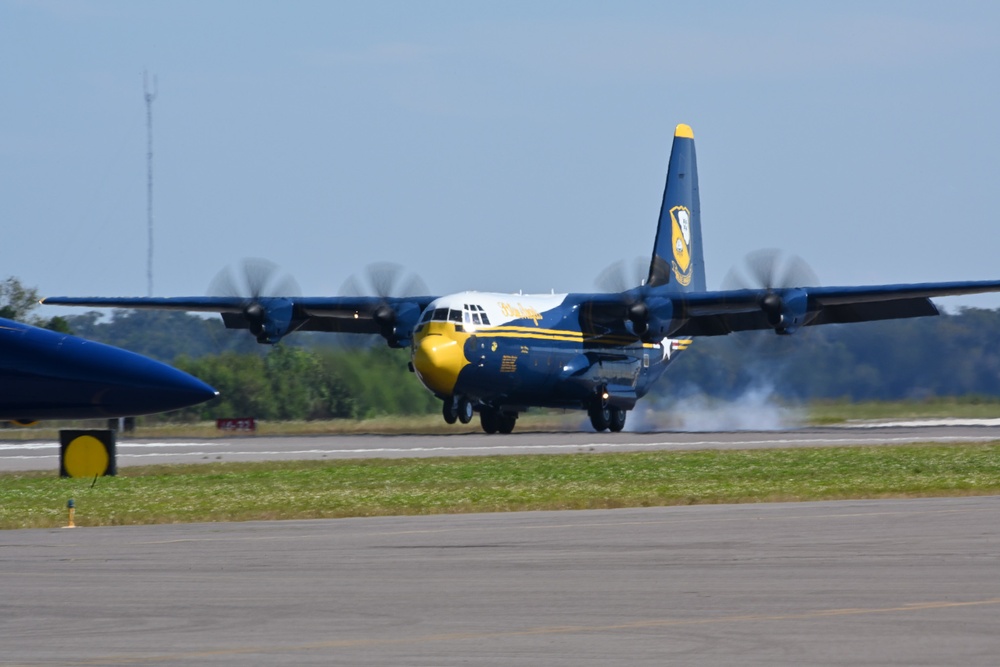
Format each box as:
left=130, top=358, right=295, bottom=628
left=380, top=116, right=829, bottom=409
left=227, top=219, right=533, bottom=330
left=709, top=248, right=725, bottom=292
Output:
left=0, top=321, right=218, bottom=420
left=412, top=332, right=466, bottom=396
left=101, top=359, right=219, bottom=416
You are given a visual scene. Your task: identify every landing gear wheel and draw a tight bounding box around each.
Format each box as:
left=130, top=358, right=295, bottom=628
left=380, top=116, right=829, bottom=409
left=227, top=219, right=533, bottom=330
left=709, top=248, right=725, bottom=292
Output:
left=497, top=412, right=517, bottom=434
left=442, top=400, right=458, bottom=425
left=589, top=405, right=611, bottom=432
left=457, top=397, right=474, bottom=424
left=480, top=408, right=499, bottom=434
left=609, top=406, right=626, bottom=432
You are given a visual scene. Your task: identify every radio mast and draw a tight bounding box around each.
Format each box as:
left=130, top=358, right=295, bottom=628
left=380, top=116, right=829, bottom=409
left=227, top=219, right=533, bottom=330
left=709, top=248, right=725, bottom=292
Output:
left=144, top=71, right=158, bottom=297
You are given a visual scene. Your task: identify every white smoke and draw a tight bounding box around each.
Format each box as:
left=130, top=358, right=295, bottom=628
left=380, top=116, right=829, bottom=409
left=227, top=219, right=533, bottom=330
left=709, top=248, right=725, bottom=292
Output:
left=626, top=382, right=805, bottom=432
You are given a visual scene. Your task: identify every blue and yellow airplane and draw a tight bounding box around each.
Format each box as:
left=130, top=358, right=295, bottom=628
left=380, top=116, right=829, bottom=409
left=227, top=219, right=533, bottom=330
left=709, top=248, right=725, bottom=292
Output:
left=0, top=317, right=217, bottom=422
left=43, top=124, right=1000, bottom=433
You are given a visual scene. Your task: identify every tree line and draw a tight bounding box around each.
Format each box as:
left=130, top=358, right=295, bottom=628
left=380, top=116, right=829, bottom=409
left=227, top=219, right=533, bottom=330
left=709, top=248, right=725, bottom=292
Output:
left=71, top=306, right=1000, bottom=421
left=656, top=308, right=1000, bottom=402
left=9, top=276, right=1000, bottom=421
left=171, top=345, right=439, bottom=421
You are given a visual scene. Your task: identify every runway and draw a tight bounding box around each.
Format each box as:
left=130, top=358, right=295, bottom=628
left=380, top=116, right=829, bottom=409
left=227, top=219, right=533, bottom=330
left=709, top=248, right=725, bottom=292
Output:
left=2, top=421, right=1000, bottom=471
left=3, top=496, right=999, bottom=665
left=4, top=426, right=1000, bottom=664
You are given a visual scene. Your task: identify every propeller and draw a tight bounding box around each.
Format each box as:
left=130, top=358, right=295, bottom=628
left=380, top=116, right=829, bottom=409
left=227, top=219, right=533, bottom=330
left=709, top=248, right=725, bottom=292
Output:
left=721, top=248, right=819, bottom=335
left=595, top=257, right=663, bottom=340
left=209, top=258, right=301, bottom=301
left=208, top=258, right=301, bottom=343
left=595, top=257, right=648, bottom=295
left=339, top=262, right=429, bottom=347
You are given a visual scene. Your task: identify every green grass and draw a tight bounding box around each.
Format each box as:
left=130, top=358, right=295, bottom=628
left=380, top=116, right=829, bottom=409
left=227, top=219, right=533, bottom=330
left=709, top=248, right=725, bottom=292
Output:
left=3, top=397, right=1000, bottom=441
left=807, top=397, right=1000, bottom=424
left=5, top=443, right=1000, bottom=529
left=0, top=412, right=582, bottom=440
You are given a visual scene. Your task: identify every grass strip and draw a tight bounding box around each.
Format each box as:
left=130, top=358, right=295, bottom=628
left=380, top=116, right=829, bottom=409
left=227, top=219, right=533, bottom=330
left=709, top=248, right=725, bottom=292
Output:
left=808, top=397, right=1000, bottom=424
left=3, top=443, right=1000, bottom=530
left=1, top=396, right=998, bottom=441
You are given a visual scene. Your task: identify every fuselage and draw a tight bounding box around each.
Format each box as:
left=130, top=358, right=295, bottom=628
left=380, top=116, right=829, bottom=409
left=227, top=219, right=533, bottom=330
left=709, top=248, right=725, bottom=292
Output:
left=410, top=291, right=689, bottom=413
left=0, top=318, right=218, bottom=420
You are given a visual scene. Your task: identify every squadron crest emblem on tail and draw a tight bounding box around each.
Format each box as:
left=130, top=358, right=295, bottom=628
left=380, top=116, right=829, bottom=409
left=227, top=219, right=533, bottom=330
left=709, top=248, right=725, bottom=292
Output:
left=670, top=205, right=693, bottom=285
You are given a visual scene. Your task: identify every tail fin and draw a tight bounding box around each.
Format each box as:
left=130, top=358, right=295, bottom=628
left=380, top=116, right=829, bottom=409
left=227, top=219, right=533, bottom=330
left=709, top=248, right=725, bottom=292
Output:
left=646, top=123, right=706, bottom=293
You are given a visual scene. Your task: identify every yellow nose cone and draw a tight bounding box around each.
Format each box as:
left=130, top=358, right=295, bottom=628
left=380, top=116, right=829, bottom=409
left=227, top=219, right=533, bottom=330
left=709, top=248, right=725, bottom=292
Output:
left=412, top=325, right=469, bottom=396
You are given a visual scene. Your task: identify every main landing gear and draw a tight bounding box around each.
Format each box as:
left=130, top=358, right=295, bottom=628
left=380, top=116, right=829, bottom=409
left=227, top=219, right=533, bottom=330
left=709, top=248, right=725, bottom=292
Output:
left=588, top=403, right=626, bottom=432
left=479, top=407, right=517, bottom=435
left=446, top=397, right=623, bottom=434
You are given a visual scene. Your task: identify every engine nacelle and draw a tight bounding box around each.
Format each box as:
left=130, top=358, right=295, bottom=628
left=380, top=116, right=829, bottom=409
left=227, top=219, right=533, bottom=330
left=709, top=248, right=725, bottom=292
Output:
left=243, top=297, right=297, bottom=344
left=382, top=301, right=424, bottom=348
left=628, top=296, right=683, bottom=343
left=763, top=288, right=811, bottom=335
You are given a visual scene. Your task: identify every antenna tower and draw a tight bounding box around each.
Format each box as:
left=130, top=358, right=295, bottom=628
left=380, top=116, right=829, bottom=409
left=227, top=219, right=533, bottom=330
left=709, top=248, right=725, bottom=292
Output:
left=144, top=71, right=158, bottom=297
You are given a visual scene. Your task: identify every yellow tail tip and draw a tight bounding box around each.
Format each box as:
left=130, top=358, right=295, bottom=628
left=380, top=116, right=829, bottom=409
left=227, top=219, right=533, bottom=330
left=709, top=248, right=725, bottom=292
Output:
left=674, top=123, right=694, bottom=139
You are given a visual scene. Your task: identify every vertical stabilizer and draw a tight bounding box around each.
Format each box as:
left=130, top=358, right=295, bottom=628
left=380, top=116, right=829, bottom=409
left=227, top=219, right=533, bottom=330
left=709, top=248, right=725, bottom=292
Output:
left=647, top=124, right=706, bottom=292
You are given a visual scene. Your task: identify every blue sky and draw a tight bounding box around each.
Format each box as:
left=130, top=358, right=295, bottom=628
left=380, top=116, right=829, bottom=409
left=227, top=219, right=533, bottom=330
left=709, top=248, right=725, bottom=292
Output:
left=4, top=0, right=1000, bottom=315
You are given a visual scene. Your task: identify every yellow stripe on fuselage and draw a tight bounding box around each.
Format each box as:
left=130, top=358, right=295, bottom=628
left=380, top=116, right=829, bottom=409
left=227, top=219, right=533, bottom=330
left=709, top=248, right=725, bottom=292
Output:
left=478, top=326, right=658, bottom=347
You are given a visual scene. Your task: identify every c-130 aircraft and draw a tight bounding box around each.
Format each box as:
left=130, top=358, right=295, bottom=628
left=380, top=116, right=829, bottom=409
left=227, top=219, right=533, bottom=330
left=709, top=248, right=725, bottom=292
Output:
left=45, top=124, right=1000, bottom=433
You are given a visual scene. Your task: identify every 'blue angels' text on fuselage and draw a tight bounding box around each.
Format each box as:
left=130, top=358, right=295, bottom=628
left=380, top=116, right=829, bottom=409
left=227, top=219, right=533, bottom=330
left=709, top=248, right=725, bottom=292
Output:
left=497, top=302, right=543, bottom=325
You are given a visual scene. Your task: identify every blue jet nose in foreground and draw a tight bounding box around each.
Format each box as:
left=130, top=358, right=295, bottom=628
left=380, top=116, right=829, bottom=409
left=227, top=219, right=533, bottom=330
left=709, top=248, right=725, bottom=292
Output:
left=0, top=317, right=217, bottom=421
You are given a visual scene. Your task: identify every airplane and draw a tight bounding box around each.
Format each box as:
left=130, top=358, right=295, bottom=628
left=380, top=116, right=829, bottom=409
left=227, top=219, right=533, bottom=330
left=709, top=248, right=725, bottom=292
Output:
left=0, top=316, right=217, bottom=422
left=43, top=123, right=1000, bottom=433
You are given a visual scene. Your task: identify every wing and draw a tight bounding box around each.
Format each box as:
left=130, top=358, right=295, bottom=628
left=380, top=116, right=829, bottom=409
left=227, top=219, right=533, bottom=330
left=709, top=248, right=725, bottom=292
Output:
left=677, top=280, right=1000, bottom=336
left=40, top=295, right=440, bottom=347
left=577, top=279, right=1000, bottom=340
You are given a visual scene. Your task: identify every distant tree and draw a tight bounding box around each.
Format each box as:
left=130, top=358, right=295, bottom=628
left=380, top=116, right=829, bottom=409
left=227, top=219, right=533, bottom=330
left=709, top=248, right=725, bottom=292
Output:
left=0, top=276, right=74, bottom=333
left=42, top=315, right=73, bottom=334
left=0, top=277, right=40, bottom=321
left=65, top=309, right=262, bottom=362
left=162, top=344, right=433, bottom=423
left=172, top=353, right=272, bottom=421
left=328, top=346, right=438, bottom=417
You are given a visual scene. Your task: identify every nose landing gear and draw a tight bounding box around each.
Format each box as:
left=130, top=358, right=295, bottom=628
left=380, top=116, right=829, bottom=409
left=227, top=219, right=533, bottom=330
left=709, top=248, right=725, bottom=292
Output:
left=442, top=396, right=475, bottom=425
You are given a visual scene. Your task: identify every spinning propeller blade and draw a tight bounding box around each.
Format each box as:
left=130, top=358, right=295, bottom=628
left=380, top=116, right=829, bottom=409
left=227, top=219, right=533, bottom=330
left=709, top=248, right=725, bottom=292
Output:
left=209, top=258, right=301, bottom=343
left=722, top=249, right=820, bottom=335
left=338, top=262, right=429, bottom=347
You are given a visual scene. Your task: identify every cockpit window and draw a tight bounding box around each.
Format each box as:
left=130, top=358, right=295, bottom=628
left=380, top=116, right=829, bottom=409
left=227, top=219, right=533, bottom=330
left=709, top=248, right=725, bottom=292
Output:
left=425, top=304, right=489, bottom=327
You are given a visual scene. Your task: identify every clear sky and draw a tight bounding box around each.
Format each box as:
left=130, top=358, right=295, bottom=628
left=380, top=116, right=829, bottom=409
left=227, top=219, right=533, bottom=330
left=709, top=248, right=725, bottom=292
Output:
left=4, top=0, right=1000, bottom=317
